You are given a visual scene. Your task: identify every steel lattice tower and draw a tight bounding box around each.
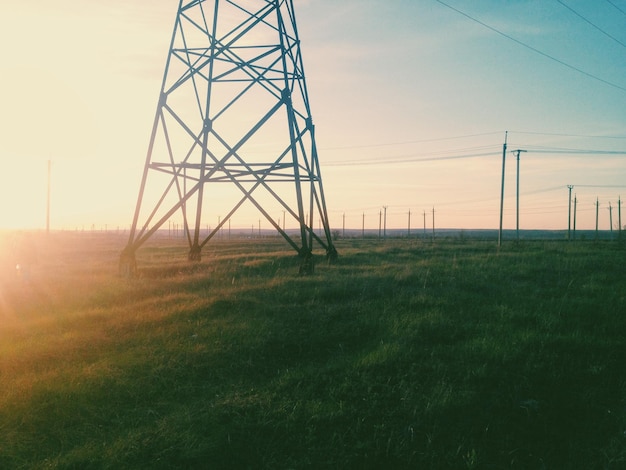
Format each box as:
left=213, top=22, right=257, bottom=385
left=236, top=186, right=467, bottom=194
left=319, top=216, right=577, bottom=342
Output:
left=120, top=0, right=337, bottom=275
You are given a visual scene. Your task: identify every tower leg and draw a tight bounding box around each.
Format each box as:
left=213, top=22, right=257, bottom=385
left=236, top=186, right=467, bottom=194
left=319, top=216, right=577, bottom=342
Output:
left=299, top=249, right=314, bottom=275
left=326, top=246, right=338, bottom=264
left=188, top=244, right=202, bottom=262
left=119, top=247, right=137, bottom=278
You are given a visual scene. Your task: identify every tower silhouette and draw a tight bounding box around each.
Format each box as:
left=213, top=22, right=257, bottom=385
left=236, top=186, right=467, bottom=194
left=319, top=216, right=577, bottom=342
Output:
left=120, top=0, right=337, bottom=275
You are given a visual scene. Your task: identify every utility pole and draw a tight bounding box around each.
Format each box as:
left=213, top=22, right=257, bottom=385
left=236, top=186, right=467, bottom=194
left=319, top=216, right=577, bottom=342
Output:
left=567, top=185, right=573, bottom=240
left=432, top=207, right=435, bottom=242
left=183, top=164, right=187, bottom=236
left=595, top=198, right=600, bottom=241
left=609, top=202, right=613, bottom=236
left=573, top=194, right=577, bottom=240
left=362, top=212, right=365, bottom=238
left=46, top=160, right=51, bottom=235
left=423, top=210, right=427, bottom=237
left=498, top=131, right=508, bottom=247
left=408, top=209, right=411, bottom=238
left=342, top=213, right=345, bottom=238
left=383, top=206, right=388, bottom=239
left=513, top=149, right=527, bottom=241
left=619, top=197, right=622, bottom=241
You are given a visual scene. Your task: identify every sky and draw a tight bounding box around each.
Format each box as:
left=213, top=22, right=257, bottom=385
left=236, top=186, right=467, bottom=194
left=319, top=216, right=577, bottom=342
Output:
left=0, top=0, right=625, bottom=233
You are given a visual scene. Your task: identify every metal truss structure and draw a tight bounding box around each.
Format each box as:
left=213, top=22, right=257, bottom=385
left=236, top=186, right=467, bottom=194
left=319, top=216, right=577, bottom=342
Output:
left=120, top=0, right=337, bottom=275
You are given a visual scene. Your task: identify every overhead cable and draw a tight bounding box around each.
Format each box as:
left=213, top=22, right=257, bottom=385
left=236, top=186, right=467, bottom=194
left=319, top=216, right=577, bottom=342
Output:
left=556, top=0, right=626, bottom=49
left=326, top=151, right=501, bottom=167
left=512, top=131, right=626, bottom=140
left=605, top=0, right=626, bottom=17
left=433, top=0, right=626, bottom=93
left=321, top=131, right=503, bottom=151
left=521, top=148, right=625, bottom=155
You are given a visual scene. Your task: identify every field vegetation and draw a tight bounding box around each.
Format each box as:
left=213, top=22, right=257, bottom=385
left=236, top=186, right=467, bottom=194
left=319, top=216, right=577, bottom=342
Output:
left=0, top=232, right=625, bottom=468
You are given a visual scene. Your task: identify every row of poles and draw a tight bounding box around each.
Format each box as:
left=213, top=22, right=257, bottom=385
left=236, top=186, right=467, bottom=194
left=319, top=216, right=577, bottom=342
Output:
left=497, top=132, right=623, bottom=245
left=338, top=202, right=621, bottom=241
left=46, top=155, right=620, bottom=242
left=567, top=186, right=622, bottom=241
left=340, top=207, right=437, bottom=240
left=168, top=207, right=440, bottom=241
left=167, top=208, right=440, bottom=241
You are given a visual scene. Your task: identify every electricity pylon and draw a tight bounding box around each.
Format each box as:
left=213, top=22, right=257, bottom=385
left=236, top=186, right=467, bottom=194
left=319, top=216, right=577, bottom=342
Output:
left=120, top=0, right=337, bottom=276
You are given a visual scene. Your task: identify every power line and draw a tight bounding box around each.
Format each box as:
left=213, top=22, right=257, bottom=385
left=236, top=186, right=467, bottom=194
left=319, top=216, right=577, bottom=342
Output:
left=321, top=131, right=503, bottom=151
left=325, top=146, right=624, bottom=167
left=511, top=130, right=626, bottom=140
left=556, top=0, right=626, bottom=49
left=322, top=130, right=626, bottom=155
left=519, top=185, right=565, bottom=196
left=522, top=147, right=625, bottom=155
left=605, top=0, right=626, bottom=17
left=433, top=0, right=626, bottom=93
left=325, top=151, right=501, bottom=167
left=326, top=146, right=624, bottom=167
left=571, top=184, right=626, bottom=189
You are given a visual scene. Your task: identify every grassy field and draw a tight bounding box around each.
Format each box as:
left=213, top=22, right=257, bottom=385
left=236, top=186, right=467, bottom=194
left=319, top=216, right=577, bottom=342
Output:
left=0, top=233, right=625, bottom=469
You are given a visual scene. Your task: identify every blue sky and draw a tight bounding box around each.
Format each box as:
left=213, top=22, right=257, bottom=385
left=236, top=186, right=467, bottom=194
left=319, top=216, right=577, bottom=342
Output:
left=0, top=0, right=624, bottom=231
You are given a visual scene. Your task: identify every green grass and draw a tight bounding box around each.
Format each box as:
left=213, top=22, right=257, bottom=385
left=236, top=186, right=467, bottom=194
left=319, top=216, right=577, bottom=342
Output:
left=1, top=234, right=625, bottom=468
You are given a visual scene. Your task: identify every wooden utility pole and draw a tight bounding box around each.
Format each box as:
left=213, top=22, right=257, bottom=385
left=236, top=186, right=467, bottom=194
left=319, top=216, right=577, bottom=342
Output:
left=619, top=197, right=622, bottom=241
left=423, top=210, right=426, bottom=237
left=567, top=185, right=573, bottom=240
left=609, top=202, right=614, bottom=236
left=383, top=206, right=388, bottom=239
left=362, top=212, right=365, bottom=238
left=408, top=209, right=411, bottom=238
left=573, top=194, right=577, bottom=240
left=513, top=149, right=527, bottom=241
left=498, top=132, right=508, bottom=247
left=46, top=160, right=51, bottom=235
left=595, top=198, right=600, bottom=240
left=432, top=207, right=435, bottom=241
